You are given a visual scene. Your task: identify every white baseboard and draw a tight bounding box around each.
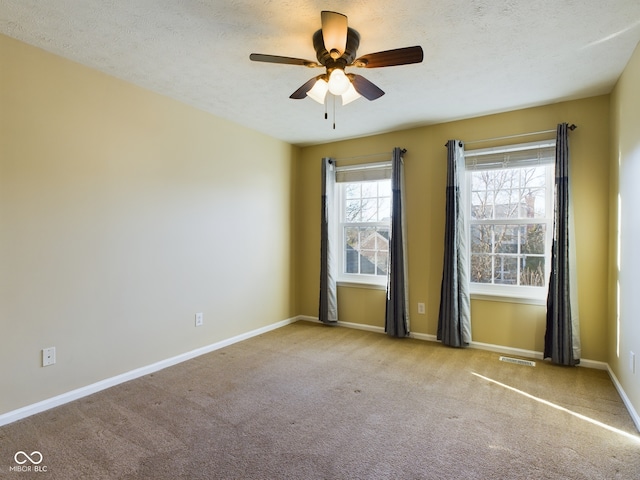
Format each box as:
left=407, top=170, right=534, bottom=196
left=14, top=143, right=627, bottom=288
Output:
left=336, top=320, right=386, bottom=334
left=410, top=331, right=438, bottom=342
left=469, top=340, right=541, bottom=360
left=301, top=316, right=607, bottom=369
left=300, top=315, right=636, bottom=432
left=607, top=365, right=640, bottom=432
left=0, top=317, right=298, bottom=427
left=4, top=315, right=636, bottom=434
left=469, top=341, right=608, bottom=370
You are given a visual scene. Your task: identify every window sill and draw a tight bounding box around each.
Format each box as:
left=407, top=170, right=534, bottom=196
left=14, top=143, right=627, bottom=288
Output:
left=337, top=281, right=387, bottom=291
left=470, top=292, right=546, bottom=306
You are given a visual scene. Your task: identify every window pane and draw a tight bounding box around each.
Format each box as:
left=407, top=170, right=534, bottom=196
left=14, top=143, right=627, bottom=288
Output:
left=520, top=167, right=547, bottom=218
left=471, top=173, right=494, bottom=219
left=523, top=194, right=546, bottom=218
left=526, top=190, right=546, bottom=218
left=494, top=189, right=519, bottom=219
left=378, top=181, right=391, bottom=197
left=345, top=183, right=360, bottom=199
left=361, top=182, right=377, bottom=198
left=376, top=251, right=389, bottom=276
left=345, top=199, right=361, bottom=222
left=378, top=197, right=391, bottom=221
left=494, top=255, right=517, bottom=285
left=492, top=170, right=518, bottom=219
left=345, top=227, right=359, bottom=249
left=346, top=246, right=359, bottom=273
left=520, top=191, right=540, bottom=218
left=470, top=254, right=492, bottom=283
left=471, top=225, right=492, bottom=254
left=494, top=225, right=518, bottom=254
left=361, top=198, right=378, bottom=221
left=499, top=168, right=520, bottom=189
left=471, top=171, right=489, bottom=191
left=377, top=226, right=390, bottom=245
left=359, top=227, right=377, bottom=250
left=360, top=250, right=376, bottom=274
left=520, top=224, right=546, bottom=255
left=521, top=256, right=545, bottom=286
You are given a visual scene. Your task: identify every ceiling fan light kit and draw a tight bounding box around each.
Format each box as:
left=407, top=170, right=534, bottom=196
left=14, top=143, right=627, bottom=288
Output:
left=306, top=77, right=329, bottom=103
left=340, top=83, right=361, bottom=105
left=250, top=10, right=424, bottom=119
left=327, top=69, right=351, bottom=95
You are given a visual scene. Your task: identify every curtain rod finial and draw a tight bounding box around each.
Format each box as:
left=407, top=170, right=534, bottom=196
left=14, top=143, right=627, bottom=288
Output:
left=568, top=124, right=577, bottom=130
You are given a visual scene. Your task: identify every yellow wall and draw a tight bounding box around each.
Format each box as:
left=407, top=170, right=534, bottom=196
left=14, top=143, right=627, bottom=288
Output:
left=296, top=96, right=610, bottom=361
left=609, top=40, right=640, bottom=419
left=0, top=35, right=298, bottom=415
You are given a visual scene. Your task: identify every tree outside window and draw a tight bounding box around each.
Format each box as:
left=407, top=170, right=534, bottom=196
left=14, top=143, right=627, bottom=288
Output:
left=469, top=165, right=550, bottom=288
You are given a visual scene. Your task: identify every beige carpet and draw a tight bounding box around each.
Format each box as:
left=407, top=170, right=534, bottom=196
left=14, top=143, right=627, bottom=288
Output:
left=1, top=321, right=638, bottom=479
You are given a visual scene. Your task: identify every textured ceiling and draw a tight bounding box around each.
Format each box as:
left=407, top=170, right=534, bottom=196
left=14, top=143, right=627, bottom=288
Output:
left=2, top=1, right=640, bottom=146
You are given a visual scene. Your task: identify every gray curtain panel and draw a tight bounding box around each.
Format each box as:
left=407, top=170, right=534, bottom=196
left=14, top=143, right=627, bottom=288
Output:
left=385, top=147, right=410, bottom=337
left=437, top=140, right=472, bottom=347
left=545, top=124, right=580, bottom=365
left=319, top=157, right=338, bottom=324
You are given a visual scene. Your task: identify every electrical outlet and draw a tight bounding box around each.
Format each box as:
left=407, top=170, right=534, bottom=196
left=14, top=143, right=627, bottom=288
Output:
left=42, top=347, right=56, bottom=367
left=631, top=351, right=636, bottom=374
left=195, top=312, right=203, bottom=327
left=417, top=303, right=425, bottom=314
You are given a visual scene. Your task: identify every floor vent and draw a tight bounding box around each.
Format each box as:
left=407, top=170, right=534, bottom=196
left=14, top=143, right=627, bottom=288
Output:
left=499, top=356, right=536, bottom=367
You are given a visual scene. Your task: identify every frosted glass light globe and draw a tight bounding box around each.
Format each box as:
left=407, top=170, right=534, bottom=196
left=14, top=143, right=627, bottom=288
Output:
left=307, top=79, right=329, bottom=104
left=328, top=69, right=350, bottom=96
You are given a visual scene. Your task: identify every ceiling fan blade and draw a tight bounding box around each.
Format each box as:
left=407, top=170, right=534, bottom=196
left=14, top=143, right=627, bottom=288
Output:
left=321, top=11, right=348, bottom=58
left=250, top=53, right=320, bottom=68
left=353, top=46, right=424, bottom=68
left=290, top=76, right=324, bottom=99
left=349, top=74, right=385, bottom=101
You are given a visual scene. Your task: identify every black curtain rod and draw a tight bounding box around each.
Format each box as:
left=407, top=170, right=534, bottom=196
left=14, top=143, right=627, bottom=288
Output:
left=444, top=124, right=577, bottom=147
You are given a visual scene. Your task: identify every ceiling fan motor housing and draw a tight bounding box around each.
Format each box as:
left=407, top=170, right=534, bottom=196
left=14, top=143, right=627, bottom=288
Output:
left=313, top=28, right=360, bottom=71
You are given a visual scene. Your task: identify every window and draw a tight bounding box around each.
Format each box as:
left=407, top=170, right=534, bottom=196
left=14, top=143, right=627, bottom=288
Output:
left=336, top=162, right=392, bottom=286
left=465, top=141, right=555, bottom=302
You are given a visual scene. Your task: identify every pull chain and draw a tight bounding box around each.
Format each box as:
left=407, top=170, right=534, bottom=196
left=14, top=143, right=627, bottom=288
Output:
left=333, top=94, right=336, bottom=130
left=321, top=94, right=337, bottom=130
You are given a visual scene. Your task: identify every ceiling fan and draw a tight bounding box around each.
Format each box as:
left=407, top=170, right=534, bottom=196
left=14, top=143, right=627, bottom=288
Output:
left=250, top=11, right=424, bottom=106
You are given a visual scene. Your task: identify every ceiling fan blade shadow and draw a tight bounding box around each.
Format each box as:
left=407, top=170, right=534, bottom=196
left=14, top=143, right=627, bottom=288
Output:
left=353, top=46, right=423, bottom=68
left=290, top=76, right=324, bottom=99
left=349, top=74, right=385, bottom=101
left=321, top=11, right=348, bottom=57
left=250, top=53, right=319, bottom=67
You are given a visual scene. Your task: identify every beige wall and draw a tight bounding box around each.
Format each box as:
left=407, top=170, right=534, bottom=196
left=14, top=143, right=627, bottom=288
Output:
left=296, top=96, right=610, bottom=361
left=609, top=40, right=640, bottom=419
left=0, top=35, right=297, bottom=415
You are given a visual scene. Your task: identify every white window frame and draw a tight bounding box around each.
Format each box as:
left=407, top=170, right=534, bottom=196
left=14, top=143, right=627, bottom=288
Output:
left=335, top=161, right=392, bottom=288
left=465, top=140, right=555, bottom=304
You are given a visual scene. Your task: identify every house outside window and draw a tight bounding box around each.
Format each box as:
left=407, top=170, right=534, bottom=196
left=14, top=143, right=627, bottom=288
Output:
left=465, top=140, right=555, bottom=303
left=336, top=161, right=392, bottom=287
